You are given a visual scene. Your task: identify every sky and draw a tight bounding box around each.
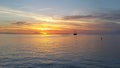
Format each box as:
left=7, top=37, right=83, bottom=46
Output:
left=0, top=0, right=120, bottom=34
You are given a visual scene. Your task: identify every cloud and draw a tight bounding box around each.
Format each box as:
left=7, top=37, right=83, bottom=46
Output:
left=38, top=8, right=52, bottom=11
left=21, top=6, right=52, bottom=11
left=63, top=15, right=97, bottom=20
left=62, top=10, right=120, bottom=22
left=86, top=22, right=120, bottom=30
left=0, top=7, right=90, bottom=24
left=99, top=11, right=120, bottom=21
left=0, top=7, right=56, bottom=22
left=1, top=7, right=120, bottom=34
left=12, top=21, right=31, bottom=26
left=61, top=10, right=120, bottom=34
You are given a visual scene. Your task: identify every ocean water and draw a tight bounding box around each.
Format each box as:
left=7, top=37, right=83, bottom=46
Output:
left=0, top=34, right=120, bottom=68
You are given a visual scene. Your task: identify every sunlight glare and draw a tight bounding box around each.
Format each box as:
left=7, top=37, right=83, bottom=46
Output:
left=41, top=32, right=48, bottom=35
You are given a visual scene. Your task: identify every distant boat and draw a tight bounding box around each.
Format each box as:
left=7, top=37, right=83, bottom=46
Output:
left=73, top=33, right=77, bottom=35
left=73, top=30, right=77, bottom=35
left=101, top=36, right=103, bottom=40
left=99, top=32, right=103, bottom=40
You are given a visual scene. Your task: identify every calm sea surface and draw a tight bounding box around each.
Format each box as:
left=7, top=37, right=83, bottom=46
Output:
left=0, top=34, right=120, bottom=68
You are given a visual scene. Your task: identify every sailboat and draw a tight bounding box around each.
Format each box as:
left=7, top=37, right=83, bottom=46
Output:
left=73, top=33, right=77, bottom=35
left=73, top=30, right=77, bottom=35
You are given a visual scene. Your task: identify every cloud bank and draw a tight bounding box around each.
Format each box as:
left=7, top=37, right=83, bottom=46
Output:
left=0, top=6, right=120, bottom=34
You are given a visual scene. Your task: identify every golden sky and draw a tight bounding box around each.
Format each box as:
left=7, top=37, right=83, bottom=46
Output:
left=0, top=0, right=120, bottom=34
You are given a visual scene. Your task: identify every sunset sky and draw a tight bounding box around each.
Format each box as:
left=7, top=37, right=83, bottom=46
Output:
left=0, top=0, right=120, bottom=34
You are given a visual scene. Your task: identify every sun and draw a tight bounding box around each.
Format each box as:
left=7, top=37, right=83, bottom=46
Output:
left=41, top=32, right=48, bottom=35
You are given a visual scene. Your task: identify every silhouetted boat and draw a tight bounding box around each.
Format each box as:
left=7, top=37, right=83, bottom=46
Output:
left=73, top=30, right=77, bottom=35
left=73, top=33, right=77, bottom=35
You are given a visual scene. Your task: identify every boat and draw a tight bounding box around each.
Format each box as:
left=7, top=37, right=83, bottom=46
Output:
left=73, top=33, right=77, bottom=35
left=101, top=36, right=103, bottom=40
left=73, top=30, right=77, bottom=35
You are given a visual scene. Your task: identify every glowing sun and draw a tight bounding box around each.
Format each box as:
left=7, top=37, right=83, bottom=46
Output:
left=41, top=32, right=48, bottom=35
